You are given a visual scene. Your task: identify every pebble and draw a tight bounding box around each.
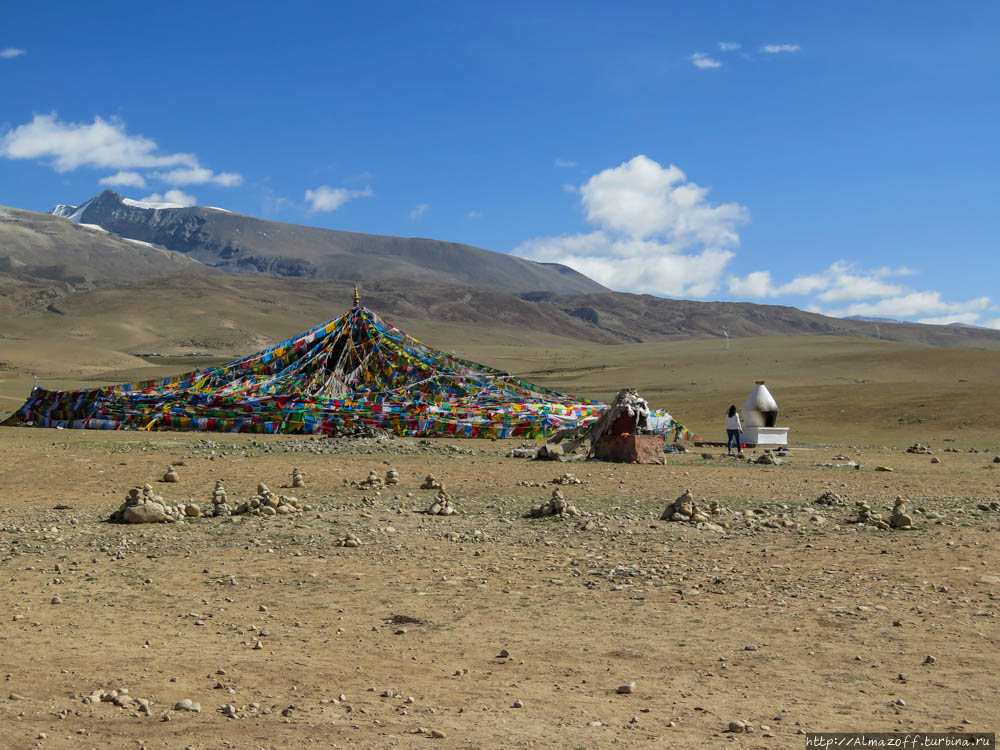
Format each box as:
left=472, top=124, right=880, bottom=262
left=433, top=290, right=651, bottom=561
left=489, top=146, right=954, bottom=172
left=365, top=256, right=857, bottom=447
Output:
left=174, top=699, right=201, bottom=712
left=617, top=681, right=636, bottom=694
left=513, top=699, right=523, bottom=708
left=729, top=720, right=747, bottom=733
left=51, top=595, right=62, bottom=605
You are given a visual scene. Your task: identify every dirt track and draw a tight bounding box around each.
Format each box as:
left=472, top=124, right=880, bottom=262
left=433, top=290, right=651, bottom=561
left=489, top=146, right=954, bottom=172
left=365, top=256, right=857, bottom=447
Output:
left=1, top=429, right=998, bottom=749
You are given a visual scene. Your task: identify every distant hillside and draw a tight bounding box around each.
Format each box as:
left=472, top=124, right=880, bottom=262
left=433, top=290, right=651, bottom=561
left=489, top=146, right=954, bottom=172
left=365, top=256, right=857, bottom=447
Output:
left=0, top=205, right=202, bottom=311
left=46, top=191, right=606, bottom=294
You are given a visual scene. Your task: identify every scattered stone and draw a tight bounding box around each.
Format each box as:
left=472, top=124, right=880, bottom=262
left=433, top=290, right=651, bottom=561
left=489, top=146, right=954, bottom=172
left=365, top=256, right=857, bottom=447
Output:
left=174, top=699, right=200, bottom=712
left=906, top=443, right=932, bottom=454
left=753, top=451, right=782, bottom=465
left=923, top=655, right=936, bottom=665
left=875, top=466, right=894, bottom=472
left=617, top=682, right=636, bottom=694
left=815, top=491, right=847, bottom=507
left=551, top=473, right=582, bottom=485
left=729, top=720, right=747, bottom=733
left=930, top=456, right=941, bottom=464
left=512, top=699, right=523, bottom=708
left=51, top=595, right=62, bottom=605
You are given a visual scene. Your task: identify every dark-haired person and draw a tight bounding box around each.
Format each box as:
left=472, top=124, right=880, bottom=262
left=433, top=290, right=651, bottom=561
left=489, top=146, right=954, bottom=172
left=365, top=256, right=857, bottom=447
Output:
left=725, top=405, right=742, bottom=456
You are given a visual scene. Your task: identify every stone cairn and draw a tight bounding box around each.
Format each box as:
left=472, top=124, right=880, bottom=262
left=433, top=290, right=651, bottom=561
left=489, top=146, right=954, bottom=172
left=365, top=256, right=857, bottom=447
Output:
left=530, top=488, right=580, bottom=518
left=889, top=496, right=914, bottom=530
left=385, top=469, right=400, bottom=485
left=550, top=473, right=582, bottom=485
left=660, top=489, right=722, bottom=523
left=291, top=468, right=305, bottom=488
left=112, top=484, right=184, bottom=523
left=420, top=474, right=444, bottom=490
left=906, top=443, right=932, bottom=455
left=815, top=490, right=847, bottom=507
left=427, top=490, right=457, bottom=515
left=212, top=480, right=230, bottom=517
left=336, top=532, right=363, bottom=548
left=238, top=481, right=306, bottom=517
left=355, top=471, right=384, bottom=490
left=162, top=465, right=180, bottom=483
left=852, top=500, right=890, bottom=530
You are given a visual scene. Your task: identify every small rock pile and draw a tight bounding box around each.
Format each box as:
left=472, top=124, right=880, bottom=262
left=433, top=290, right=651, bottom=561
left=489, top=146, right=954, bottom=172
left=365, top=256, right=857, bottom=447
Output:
left=852, top=500, right=890, bottom=529
left=291, top=468, right=305, bottom=488
left=420, top=474, right=444, bottom=490
left=426, top=491, right=457, bottom=515
left=890, top=497, right=914, bottom=529
left=336, top=532, right=363, bottom=547
left=906, top=443, right=932, bottom=454
left=752, top=452, right=782, bottom=465
left=211, top=480, right=231, bottom=517
left=551, top=473, right=582, bottom=485
left=162, top=465, right=180, bottom=483
left=530, top=488, right=581, bottom=518
left=355, top=471, right=384, bottom=490
left=112, top=485, right=185, bottom=524
left=660, top=489, right=723, bottom=524
left=235, top=482, right=306, bottom=517
left=385, top=469, right=400, bottom=485
left=815, top=491, right=847, bottom=507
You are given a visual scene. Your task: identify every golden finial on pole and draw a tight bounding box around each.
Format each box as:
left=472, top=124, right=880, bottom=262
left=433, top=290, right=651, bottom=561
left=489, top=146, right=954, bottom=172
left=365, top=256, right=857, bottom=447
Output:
left=352, top=283, right=361, bottom=308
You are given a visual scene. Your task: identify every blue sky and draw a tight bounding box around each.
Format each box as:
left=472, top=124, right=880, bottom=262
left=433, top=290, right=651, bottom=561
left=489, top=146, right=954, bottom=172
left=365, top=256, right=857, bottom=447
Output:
left=2, top=1, right=998, bottom=326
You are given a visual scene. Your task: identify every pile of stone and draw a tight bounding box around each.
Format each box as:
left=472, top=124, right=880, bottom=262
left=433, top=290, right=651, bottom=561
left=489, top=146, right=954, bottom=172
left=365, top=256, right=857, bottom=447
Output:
left=426, top=491, right=457, bottom=515
left=325, top=424, right=391, bottom=440
left=336, top=532, right=363, bottom=547
left=162, top=465, right=180, bottom=483
left=906, top=443, right=932, bottom=454
left=354, top=471, right=384, bottom=490
left=529, top=488, right=581, bottom=518
left=890, top=497, right=914, bottom=529
left=660, top=489, right=723, bottom=524
left=976, top=501, right=1000, bottom=511
left=852, top=500, right=890, bottom=529
left=385, top=469, right=400, bottom=485
left=551, top=473, right=582, bottom=485
left=815, top=491, right=847, bottom=507
left=752, top=451, right=782, bottom=465
left=112, top=485, right=185, bottom=524
left=233, top=482, right=307, bottom=517
left=291, top=468, right=305, bottom=488
left=420, top=474, right=444, bottom=490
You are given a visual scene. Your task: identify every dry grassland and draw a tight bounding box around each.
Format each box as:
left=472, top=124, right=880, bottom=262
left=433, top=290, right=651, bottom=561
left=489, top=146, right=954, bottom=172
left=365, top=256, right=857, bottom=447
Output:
left=0, top=331, right=998, bottom=749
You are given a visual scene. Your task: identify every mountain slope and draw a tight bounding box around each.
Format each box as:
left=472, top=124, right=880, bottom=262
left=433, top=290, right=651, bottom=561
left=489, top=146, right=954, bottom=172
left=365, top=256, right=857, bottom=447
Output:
left=49, top=191, right=606, bottom=294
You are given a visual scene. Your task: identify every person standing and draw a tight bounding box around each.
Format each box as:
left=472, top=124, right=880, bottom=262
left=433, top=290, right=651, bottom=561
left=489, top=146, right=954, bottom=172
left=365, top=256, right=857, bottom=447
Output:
left=725, top=405, right=742, bottom=456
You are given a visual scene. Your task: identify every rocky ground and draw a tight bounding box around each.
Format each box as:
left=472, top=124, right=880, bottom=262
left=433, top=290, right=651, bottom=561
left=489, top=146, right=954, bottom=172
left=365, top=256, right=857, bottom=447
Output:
left=0, top=429, right=998, bottom=749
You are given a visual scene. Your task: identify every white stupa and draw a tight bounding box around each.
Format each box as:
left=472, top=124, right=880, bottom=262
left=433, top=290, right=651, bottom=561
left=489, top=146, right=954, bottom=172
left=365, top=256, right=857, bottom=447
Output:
left=741, top=381, right=789, bottom=446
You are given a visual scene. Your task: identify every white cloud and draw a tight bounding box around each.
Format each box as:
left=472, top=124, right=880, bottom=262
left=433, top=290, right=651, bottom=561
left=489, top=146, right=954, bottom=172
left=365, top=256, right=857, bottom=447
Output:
left=916, top=313, right=981, bottom=326
left=155, top=167, right=243, bottom=187
left=728, top=262, right=910, bottom=301
left=138, top=189, right=197, bottom=207
left=99, top=171, right=147, bottom=188
left=0, top=113, right=197, bottom=172
left=718, top=42, right=741, bottom=51
left=561, top=183, right=577, bottom=194
left=1, top=48, right=26, bottom=59
left=580, top=155, right=748, bottom=245
left=517, top=155, right=748, bottom=297
left=828, top=292, right=990, bottom=320
left=304, top=185, right=373, bottom=212
left=761, top=44, right=801, bottom=54
left=690, top=52, right=722, bottom=69
left=409, top=203, right=429, bottom=220
left=984, top=319, right=1000, bottom=330
left=555, top=158, right=577, bottom=168
left=468, top=210, right=482, bottom=219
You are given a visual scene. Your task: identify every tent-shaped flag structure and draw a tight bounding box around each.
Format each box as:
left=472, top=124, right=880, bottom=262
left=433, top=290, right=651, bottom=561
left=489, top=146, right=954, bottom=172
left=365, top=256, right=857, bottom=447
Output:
left=4, top=303, right=689, bottom=440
